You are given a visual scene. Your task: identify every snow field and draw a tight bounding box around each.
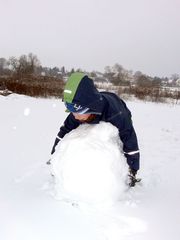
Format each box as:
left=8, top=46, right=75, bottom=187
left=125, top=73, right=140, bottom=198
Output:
left=1, top=94, right=180, bottom=240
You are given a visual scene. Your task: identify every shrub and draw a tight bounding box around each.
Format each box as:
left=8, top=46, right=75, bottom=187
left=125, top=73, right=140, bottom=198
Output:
left=0, top=77, right=64, bottom=98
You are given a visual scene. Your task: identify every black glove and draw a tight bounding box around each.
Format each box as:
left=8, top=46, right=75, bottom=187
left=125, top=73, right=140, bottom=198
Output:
left=128, top=168, right=139, bottom=187
left=46, top=137, right=61, bottom=165
left=51, top=137, right=61, bottom=155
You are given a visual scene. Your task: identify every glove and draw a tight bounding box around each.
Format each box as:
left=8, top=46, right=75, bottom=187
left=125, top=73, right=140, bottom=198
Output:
left=51, top=137, right=61, bottom=155
left=46, top=158, right=52, bottom=165
left=128, top=168, right=139, bottom=187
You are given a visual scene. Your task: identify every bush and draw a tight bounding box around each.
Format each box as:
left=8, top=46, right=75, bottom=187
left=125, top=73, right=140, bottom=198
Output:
left=117, top=85, right=180, bottom=103
left=0, top=76, right=64, bottom=98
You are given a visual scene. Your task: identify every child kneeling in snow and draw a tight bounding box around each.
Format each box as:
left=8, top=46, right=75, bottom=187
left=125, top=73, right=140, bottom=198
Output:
left=48, top=72, right=140, bottom=187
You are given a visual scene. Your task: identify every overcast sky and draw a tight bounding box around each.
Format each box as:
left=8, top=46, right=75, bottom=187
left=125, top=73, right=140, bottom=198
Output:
left=1, top=0, right=180, bottom=77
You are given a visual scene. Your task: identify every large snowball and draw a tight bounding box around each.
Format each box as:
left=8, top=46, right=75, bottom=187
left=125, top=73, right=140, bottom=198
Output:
left=51, top=122, right=128, bottom=205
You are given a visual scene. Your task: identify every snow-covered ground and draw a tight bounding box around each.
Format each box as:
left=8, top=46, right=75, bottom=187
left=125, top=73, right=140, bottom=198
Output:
left=0, top=94, right=180, bottom=240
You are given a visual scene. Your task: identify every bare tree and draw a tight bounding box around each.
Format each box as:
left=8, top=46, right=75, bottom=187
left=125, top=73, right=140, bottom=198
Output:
left=134, top=71, right=143, bottom=80
left=0, top=58, right=7, bottom=75
left=8, top=53, right=40, bottom=77
left=171, top=73, right=179, bottom=81
left=8, top=56, right=19, bottom=75
left=112, top=63, right=124, bottom=74
left=19, top=55, right=29, bottom=75
left=28, top=53, right=40, bottom=75
left=111, top=63, right=130, bottom=85
left=135, top=74, right=152, bottom=88
left=104, top=66, right=114, bottom=81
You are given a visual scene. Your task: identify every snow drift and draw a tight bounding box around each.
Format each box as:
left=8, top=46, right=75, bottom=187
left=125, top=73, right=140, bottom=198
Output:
left=51, top=122, right=128, bottom=205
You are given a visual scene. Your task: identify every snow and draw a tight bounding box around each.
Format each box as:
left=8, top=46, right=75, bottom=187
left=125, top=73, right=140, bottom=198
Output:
left=1, top=94, right=180, bottom=240
left=51, top=122, right=128, bottom=205
left=23, top=108, right=31, bottom=116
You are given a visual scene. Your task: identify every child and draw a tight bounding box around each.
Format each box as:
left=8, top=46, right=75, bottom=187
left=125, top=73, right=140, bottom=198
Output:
left=49, top=72, right=140, bottom=186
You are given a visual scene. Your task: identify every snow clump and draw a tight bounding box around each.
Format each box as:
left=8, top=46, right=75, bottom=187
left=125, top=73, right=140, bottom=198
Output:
left=51, top=122, right=128, bottom=205
left=23, top=107, right=30, bottom=116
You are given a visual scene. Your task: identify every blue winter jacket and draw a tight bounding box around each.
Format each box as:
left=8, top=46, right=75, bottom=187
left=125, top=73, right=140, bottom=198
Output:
left=52, top=75, right=140, bottom=171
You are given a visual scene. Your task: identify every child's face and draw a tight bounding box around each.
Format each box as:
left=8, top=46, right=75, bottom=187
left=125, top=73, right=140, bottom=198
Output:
left=72, top=113, right=92, bottom=121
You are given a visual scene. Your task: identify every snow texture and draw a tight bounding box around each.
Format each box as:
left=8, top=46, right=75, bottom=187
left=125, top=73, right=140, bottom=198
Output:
left=1, top=94, right=180, bottom=240
left=51, top=122, right=128, bottom=205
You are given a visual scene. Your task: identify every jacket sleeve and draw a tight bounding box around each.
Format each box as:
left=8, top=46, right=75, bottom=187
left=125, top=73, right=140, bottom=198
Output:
left=51, top=113, right=80, bottom=154
left=108, top=112, right=140, bottom=171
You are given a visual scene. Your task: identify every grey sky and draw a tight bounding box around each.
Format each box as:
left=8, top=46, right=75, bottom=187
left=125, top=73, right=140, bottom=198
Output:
left=1, top=0, right=180, bottom=77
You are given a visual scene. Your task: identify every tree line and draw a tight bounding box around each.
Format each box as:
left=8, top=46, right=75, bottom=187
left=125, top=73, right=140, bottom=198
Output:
left=0, top=53, right=179, bottom=102
left=0, top=54, right=179, bottom=86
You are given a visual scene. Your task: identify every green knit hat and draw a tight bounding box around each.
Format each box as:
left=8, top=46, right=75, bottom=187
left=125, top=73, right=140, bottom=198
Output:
left=63, top=72, right=86, bottom=103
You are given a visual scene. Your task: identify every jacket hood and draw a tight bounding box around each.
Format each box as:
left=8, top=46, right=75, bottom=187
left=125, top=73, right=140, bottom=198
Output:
left=63, top=73, right=105, bottom=114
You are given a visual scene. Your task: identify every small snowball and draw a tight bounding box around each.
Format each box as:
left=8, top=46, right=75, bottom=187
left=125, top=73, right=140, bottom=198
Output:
left=24, top=108, right=30, bottom=116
